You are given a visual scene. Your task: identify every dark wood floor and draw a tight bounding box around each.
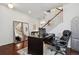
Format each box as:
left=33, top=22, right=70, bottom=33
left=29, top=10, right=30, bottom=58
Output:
left=69, top=48, right=79, bottom=55
left=0, top=40, right=28, bottom=55
left=0, top=40, right=79, bottom=55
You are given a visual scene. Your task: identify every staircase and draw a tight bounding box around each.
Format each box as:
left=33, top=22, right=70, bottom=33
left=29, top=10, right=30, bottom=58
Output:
left=41, top=8, right=63, bottom=33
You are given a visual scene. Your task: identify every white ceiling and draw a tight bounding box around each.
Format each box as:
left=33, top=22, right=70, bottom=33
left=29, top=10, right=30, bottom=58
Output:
left=1, top=3, right=63, bottom=19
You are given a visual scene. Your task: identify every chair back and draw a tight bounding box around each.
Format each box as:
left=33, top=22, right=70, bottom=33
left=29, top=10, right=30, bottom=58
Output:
left=60, top=30, right=71, bottom=45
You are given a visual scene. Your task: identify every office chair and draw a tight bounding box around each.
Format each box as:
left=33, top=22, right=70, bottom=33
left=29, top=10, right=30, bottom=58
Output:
left=43, top=33, right=55, bottom=44
left=39, top=28, right=55, bottom=45
left=15, top=36, right=21, bottom=42
left=39, top=28, right=47, bottom=38
left=53, top=30, right=71, bottom=55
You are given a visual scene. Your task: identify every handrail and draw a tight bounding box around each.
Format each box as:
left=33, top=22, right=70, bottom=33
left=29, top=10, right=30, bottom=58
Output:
left=42, top=9, right=63, bottom=28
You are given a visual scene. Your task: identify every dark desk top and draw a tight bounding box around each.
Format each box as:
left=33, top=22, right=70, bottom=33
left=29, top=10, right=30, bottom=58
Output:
left=28, top=36, right=44, bottom=39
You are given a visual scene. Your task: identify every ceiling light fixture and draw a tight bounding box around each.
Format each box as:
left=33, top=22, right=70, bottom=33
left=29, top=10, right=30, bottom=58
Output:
left=58, top=7, right=63, bottom=10
left=8, top=3, right=14, bottom=8
left=40, top=21, right=45, bottom=25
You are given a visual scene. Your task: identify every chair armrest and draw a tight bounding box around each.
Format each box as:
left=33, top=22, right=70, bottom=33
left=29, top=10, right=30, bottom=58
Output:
left=57, top=40, right=67, bottom=42
left=59, top=44, right=67, bottom=48
left=53, top=36, right=67, bottom=42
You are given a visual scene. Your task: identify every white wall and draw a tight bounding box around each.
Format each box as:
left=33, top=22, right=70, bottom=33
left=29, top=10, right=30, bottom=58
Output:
left=0, top=5, right=39, bottom=46
left=49, top=4, right=79, bottom=48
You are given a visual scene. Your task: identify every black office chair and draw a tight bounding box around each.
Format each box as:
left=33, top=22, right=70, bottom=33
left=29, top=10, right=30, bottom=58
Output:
left=53, top=30, right=71, bottom=55
left=15, top=36, right=21, bottom=42
left=39, top=28, right=55, bottom=45
left=43, top=33, right=55, bottom=44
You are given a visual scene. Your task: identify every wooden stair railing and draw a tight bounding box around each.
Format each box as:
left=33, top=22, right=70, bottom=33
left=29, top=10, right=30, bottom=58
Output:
left=42, top=8, right=63, bottom=28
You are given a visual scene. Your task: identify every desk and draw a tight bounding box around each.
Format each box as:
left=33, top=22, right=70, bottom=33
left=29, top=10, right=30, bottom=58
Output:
left=28, top=36, right=43, bottom=55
